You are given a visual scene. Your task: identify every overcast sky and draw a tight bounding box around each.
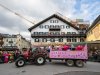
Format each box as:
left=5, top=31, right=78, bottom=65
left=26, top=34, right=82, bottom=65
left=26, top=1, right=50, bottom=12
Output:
left=0, top=0, right=100, bottom=40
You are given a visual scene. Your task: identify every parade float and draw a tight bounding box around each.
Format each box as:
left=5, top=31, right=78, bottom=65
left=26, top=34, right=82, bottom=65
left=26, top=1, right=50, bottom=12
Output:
left=15, top=42, right=88, bottom=67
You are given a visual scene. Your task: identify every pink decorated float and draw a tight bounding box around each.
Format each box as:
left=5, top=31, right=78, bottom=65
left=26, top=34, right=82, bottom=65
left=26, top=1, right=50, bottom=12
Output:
left=50, top=45, right=88, bottom=59
left=49, top=43, right=88, bottom=67
left=15, top=42, right=88, bottom=68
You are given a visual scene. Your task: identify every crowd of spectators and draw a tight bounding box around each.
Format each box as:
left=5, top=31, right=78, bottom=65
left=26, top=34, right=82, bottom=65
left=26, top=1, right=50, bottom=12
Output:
left=46, top=44, right=84, bottom=52
left=0, top=50, right=21, bottom=63
left=0, top=46, right=100, bottom=64
left=88, top=50, right=100, bottom=62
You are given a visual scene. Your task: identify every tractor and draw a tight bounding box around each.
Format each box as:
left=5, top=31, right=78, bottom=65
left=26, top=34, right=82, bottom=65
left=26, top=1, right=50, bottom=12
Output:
left=15, top=47, right=48, bottom=67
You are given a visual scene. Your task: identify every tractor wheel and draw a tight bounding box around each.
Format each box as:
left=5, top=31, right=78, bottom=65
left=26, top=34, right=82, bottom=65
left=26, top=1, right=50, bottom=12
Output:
left=75, top=60, right=84, bottom=67
left=35, top=56, right=46, bottom=65
left=15, top=58, right=25, bottom=67
left=65, top=59, right=74, bottom=67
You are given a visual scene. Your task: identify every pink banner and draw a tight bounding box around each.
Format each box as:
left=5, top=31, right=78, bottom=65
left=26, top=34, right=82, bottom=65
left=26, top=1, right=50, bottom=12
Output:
left=49, top=45, right=88, bottom=59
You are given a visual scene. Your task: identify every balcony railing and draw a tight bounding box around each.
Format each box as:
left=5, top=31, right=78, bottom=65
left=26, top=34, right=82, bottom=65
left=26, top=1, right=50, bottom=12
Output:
left=31, top=33, right=86, bottom=37
left=9, top=41, right=13, bottom=43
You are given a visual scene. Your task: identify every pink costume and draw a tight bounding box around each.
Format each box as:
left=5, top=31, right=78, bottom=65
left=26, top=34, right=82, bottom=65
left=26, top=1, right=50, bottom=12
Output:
left=63, top=45, right=70, bottom=51
left=4, top=53, right=9, bottom=63
left=76, top=45, right=84, bottom=51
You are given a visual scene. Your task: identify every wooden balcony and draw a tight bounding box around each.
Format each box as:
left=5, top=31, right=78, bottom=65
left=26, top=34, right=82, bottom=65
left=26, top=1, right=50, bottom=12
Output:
left=31, top=33, right=86, bottom=38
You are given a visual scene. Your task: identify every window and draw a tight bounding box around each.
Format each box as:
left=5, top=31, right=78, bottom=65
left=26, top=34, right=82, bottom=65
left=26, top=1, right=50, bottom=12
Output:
left=60, top=25, right=65, bottom=29
left=9, top=41, right=13, bottom=43
left=67, top=32, right=71, bottom=34
left=50, top=20, right=58, bottom=23
left=39, top=25, right=44, bottom=28
left=61, top=32, right=65, bottom=35
left=55, top=20, right=58, bottom=23
left=44, top=32, right=48, bottom=35
left=72, top=38, right=77, bottom=42
left=35, top=32, right=39, bottom=35
left=34, top=38, right=40, bottom=42
left=50, top=38, right=55, bottom=42
left=45, top=25, right=49, bottom=29
left=66, top=26, right=70, bottom=29
left=55, top=25, right=60, bottom=28
left=67, top=38, right=71, bottom=42
left=50, top=32, right=54, bottom=35
left=33, top=32, right=35, bottom=35
left=50, top=20, right=53, bottom=23
left=39, top=32, right=43, bottom=35
left=11, top=39, right=13, bottom=41
left=49, top=25, right=55, bottom=28
left=80, top=32, right=84, bottom=34
left=68, top=26, right=70, bottom=28
left=80, top=38, right=84, bottom=42
left=42, top=38, right=47, bottom=42
left=72, top=32, right=76, bottom=34
left=34, top=32, right=38, bottom=35
left=55, top=32, right=60, bottom=35
left=6, top=39, right=8, bottom=42
left=79, top=30, right=85, bottom=34
left=59, top=38, right=63, bottom=42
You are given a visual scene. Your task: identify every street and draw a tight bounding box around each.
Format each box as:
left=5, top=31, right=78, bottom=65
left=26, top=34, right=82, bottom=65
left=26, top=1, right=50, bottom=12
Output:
left=0, top=61, right=100, bottom=75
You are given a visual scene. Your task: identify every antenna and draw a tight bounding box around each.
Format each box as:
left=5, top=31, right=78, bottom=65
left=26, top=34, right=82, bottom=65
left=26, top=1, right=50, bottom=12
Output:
left=0, top=3, right=35, bottom=24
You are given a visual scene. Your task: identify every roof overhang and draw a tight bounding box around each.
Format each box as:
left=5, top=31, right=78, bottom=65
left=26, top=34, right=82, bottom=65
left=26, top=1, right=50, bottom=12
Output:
left=28, top=14, right=79, bottom=32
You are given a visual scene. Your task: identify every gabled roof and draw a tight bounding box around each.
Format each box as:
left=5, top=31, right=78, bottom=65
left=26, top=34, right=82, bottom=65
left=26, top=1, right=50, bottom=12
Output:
left=28, top=13, right=79, bottom=32
left=87, top=15, right=100, bottom=33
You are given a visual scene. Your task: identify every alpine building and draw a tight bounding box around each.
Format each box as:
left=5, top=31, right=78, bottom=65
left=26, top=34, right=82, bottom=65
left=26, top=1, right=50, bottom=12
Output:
left=29, top=13, right=87, bottom=46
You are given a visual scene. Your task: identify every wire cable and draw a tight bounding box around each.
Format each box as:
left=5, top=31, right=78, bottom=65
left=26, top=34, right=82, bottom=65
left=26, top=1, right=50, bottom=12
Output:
left=0, top=3, right=34, bottom=24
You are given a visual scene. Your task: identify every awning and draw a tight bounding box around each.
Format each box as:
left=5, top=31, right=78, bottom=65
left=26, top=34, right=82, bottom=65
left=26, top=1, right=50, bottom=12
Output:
left=1, top=46, right=18, bottom=51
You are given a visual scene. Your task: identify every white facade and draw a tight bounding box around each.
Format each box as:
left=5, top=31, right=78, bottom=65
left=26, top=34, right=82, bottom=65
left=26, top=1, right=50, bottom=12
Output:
left=29, top=14, right=86, bottom=46
left=3, top=34, right=30, bottom=50
left=16, top=34, right=30, bottom=50
left=31, top=18, right=79, bottom=34
left=3, top=37, right=16, bottom=47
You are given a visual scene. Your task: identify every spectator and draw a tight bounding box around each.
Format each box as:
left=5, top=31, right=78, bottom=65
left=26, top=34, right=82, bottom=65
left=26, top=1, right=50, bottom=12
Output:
left=92, top=51, right=98, bottom=61
left=13, top=50, right=19, bottom=61
left=23, top=49, right=29, bottom=59
left=1, top=51, right=4, bottom=63
left=97, top=51, right=100, bottom=62
left=51, top=45, right=55, bottom=51
left=88, top=51, right=93, bottom=61
left=63, top=44, right=70, bottom=51
left=4, top=51, right=9, bottom=63
left=0, top=51, right=3, bottom=63
left=9, top=52, right=14, bottom=63
left=47, top=46, right=50, bottom=52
